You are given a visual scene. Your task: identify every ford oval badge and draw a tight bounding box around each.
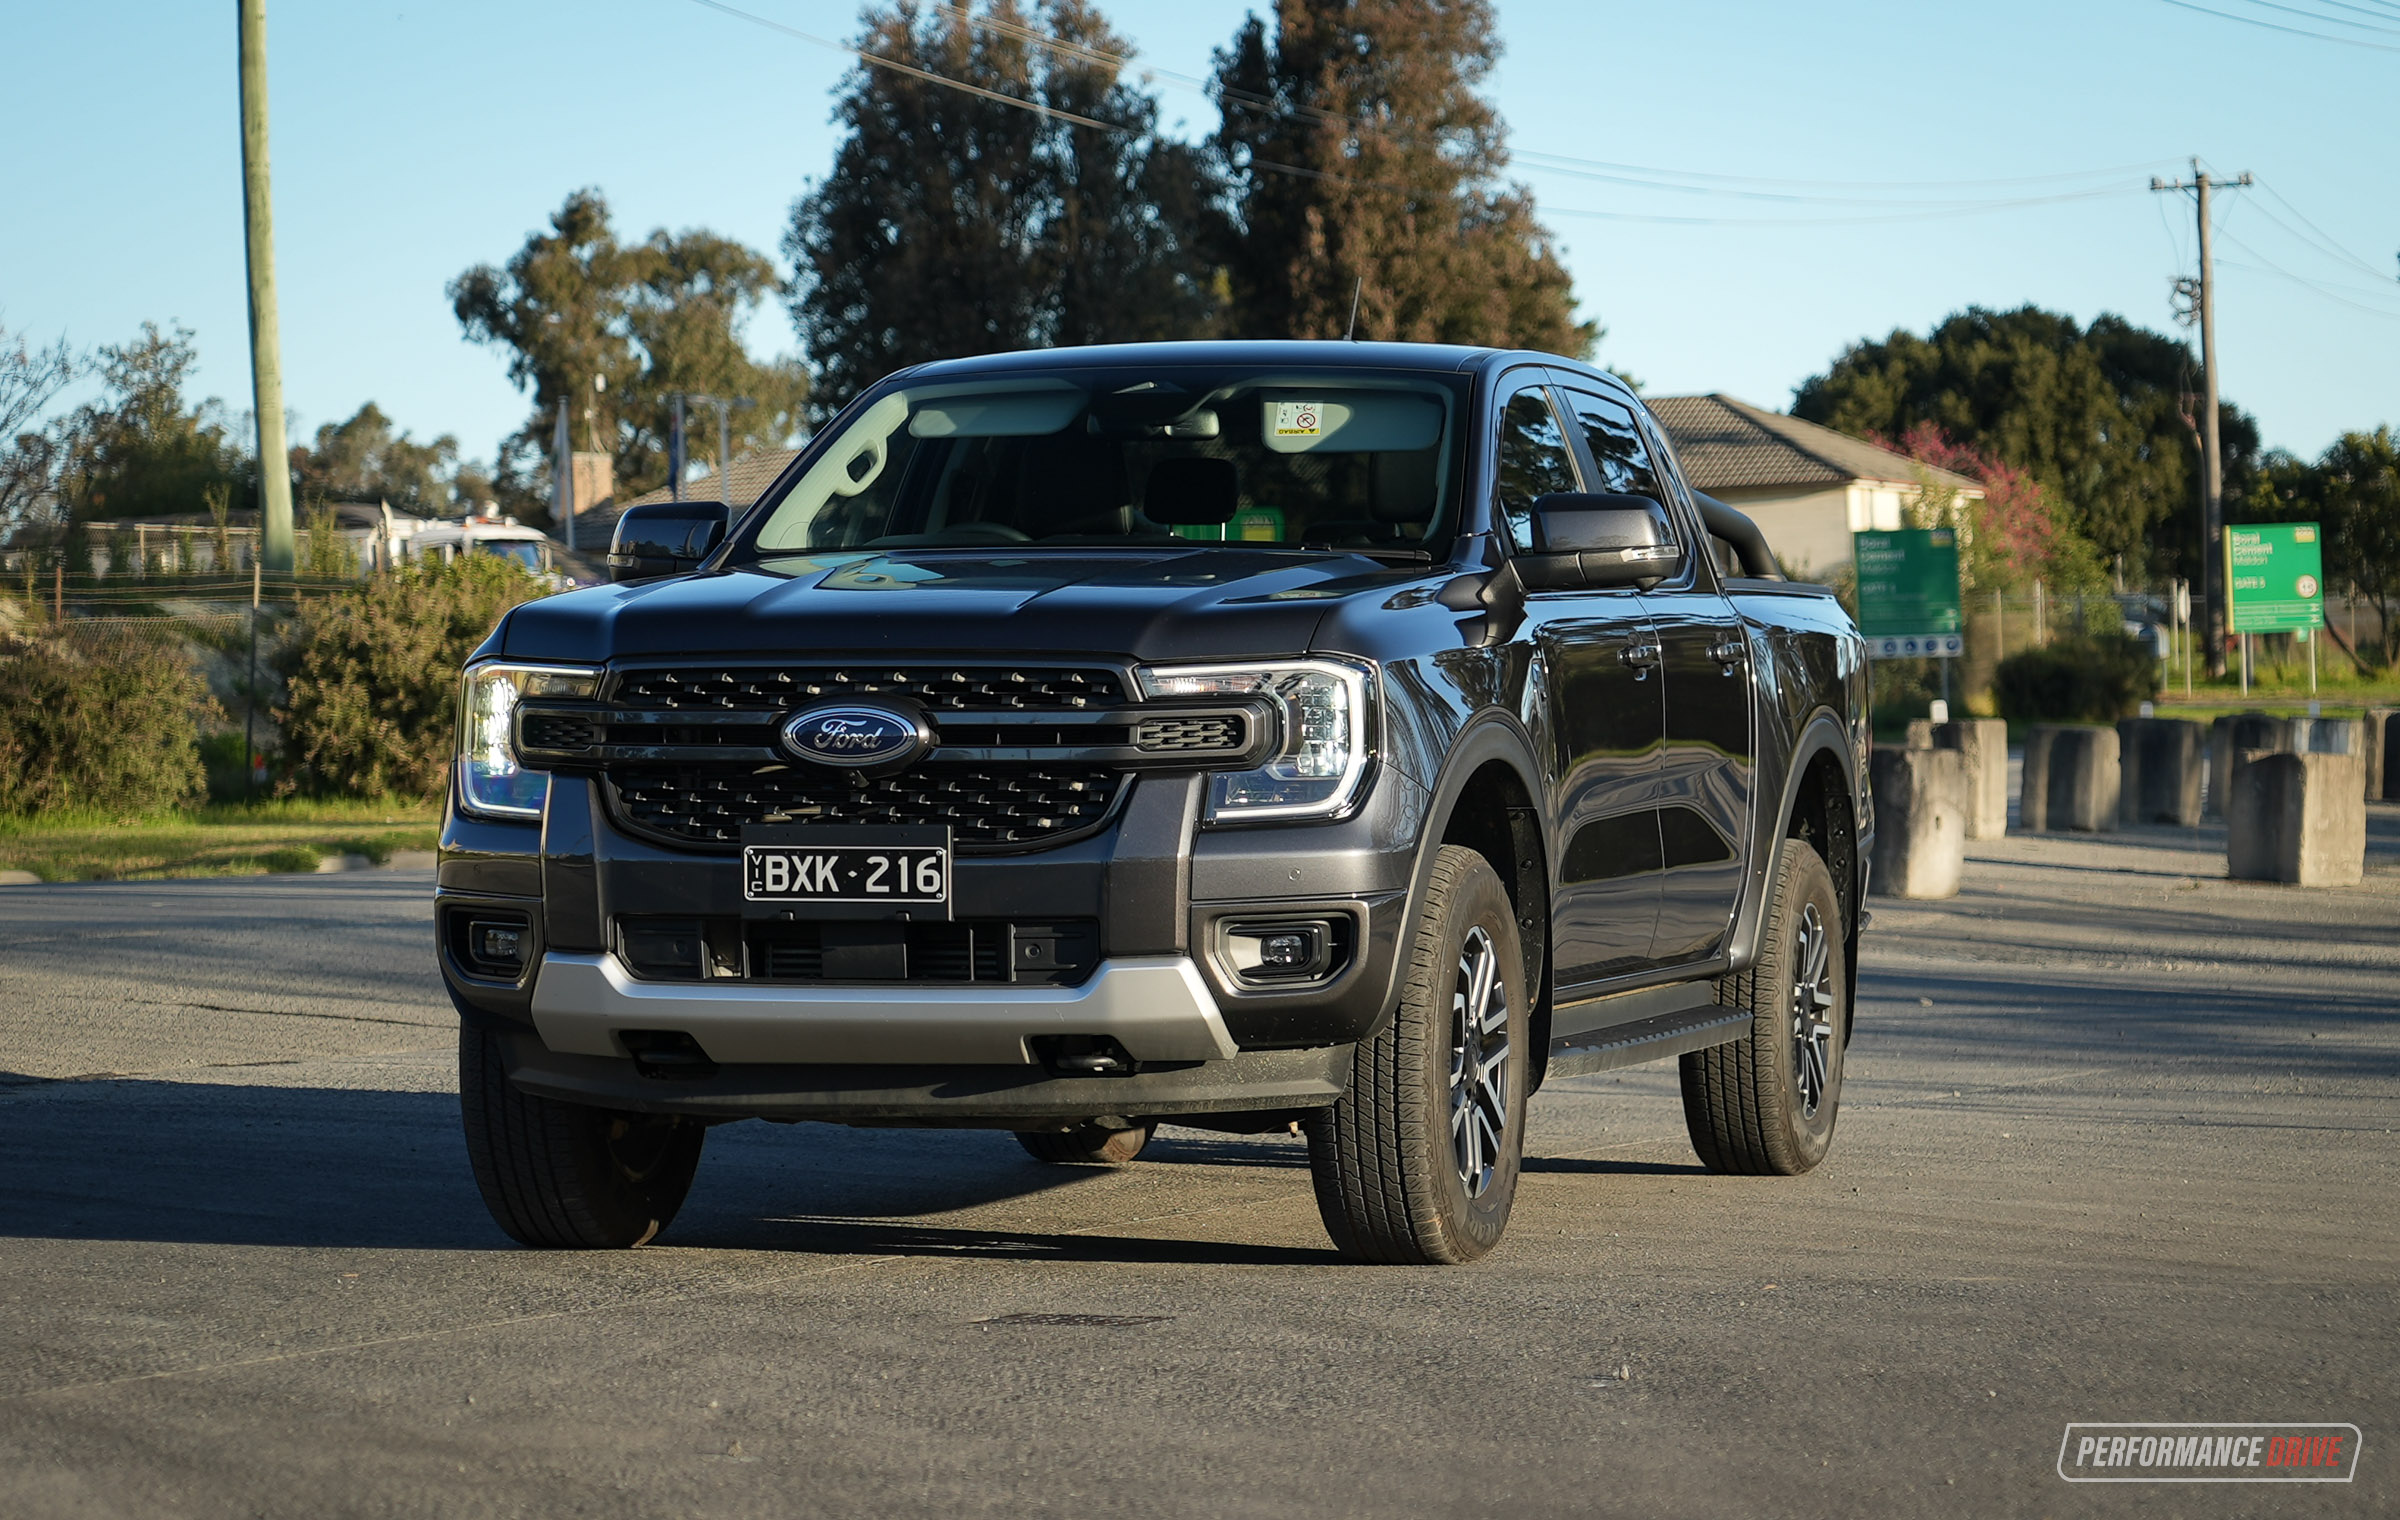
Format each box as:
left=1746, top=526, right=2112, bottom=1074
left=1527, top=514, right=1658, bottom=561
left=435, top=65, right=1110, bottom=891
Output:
left=779, top=704, right=928, bottom=769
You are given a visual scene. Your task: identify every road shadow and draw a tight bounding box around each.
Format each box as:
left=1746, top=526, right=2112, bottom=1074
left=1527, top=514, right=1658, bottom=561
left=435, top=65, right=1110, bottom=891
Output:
left=673, top=1214, right=1340, bottom=1266
left=1520, top=1156, right=1707, bottom=1176
left=0, top=1077, right=1162, bottom=1252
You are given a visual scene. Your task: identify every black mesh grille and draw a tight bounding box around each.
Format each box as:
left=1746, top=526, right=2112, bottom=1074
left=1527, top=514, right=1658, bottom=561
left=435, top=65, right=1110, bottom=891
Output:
left=741, top=920, right=1067, bottom=984
left=1134, top=715, right=1239, bottom=752
left=614, top=665, right=1125, bottom=711
left=521, top=712, right=601, bottom=750
left=609, top=764, right=1122, bottom=849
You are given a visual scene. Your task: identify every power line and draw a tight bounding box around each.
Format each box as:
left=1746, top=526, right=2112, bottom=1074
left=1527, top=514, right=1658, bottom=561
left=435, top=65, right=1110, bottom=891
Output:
left=2151, top=0, right=2400, bottom=50
left=2252, top=180, right=2395, bottom=281
left=913, top=0, right=2183, bottom=206
left=682, top=0, right=1130, bottom=133
left=2207, top=0, right=2400, bottom=33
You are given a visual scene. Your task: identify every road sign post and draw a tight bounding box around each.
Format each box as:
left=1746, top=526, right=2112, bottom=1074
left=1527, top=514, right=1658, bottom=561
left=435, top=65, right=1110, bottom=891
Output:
left=1853, top=528, right=1964, bottom=661
left=2227, top=523, right=2325, bottom=697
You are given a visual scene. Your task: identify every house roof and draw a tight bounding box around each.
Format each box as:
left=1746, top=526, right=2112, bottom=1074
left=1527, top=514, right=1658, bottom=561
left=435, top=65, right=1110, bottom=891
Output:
left=569, top=448, right=805, bottom=545
left=1648, top=394, right=1981, bottom=496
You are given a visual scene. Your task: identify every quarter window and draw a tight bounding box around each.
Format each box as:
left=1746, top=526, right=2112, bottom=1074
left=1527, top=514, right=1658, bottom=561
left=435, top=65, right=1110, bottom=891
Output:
left=1564, top=390, right=1663, bottom=500
left=1496, top=386, right=1578, bottom=552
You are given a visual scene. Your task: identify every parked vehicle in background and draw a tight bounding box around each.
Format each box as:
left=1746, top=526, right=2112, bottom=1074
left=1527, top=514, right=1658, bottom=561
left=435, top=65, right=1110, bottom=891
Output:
left=437, top=340, right=1873, bottom=1265
left=403, top=516, right=573, bottom=588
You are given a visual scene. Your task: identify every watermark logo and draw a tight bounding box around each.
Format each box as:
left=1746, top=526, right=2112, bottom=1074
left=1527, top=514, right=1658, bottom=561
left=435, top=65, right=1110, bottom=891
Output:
left=2058, top=1424, right=2361, bottom=1484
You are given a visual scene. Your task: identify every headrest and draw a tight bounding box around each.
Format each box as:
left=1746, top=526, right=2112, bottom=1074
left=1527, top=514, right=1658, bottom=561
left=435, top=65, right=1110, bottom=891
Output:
left=1015, top=432, right=1129, bottom=532
left=1369, top=449, right=1439, bottom=524
left=1143, top=456, right=1240, bottom=526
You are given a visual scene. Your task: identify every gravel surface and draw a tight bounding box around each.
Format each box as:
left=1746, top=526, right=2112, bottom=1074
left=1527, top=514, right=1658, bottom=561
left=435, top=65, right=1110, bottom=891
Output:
left=2, top=811, right=2394, bottom=1518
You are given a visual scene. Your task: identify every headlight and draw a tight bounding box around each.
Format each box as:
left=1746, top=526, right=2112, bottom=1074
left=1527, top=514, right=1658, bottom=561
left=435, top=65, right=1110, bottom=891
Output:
left=1136, top=658, right=1375, bottom=822
left=455, top=662, right=601, bottom=820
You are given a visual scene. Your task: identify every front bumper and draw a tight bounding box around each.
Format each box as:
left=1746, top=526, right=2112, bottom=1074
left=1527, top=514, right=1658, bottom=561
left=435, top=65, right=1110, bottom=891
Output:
left=528, top=949, right=1238, bottom=1065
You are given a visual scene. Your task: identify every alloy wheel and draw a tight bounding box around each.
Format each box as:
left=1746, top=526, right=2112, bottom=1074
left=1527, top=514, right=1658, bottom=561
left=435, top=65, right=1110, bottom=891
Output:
left=1449, top=924, right=1512, bottom=1198
left=1790, top=902, right=1836, bottom=1117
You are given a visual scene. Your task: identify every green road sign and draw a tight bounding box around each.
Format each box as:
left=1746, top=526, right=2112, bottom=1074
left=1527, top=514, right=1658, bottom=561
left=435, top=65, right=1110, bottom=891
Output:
left=2227, top=522, right=2325, bottom=633
left=1853, top=528, right=1962, bottom=657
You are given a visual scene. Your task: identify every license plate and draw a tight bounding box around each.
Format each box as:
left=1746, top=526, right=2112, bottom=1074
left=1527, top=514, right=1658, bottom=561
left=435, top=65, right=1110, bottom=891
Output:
left=739, top=827, right=950, bottom=917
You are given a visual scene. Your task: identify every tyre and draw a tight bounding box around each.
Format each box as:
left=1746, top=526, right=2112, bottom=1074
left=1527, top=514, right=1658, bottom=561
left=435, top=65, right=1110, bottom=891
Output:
left=458, top=1024, right=706, bottom=1248
left=1306, top=845, right=1528, bottom=1264
left=1014, top=1122, right=1153, bottom=1164
left=1680, top=837, right=1847, bottom=1175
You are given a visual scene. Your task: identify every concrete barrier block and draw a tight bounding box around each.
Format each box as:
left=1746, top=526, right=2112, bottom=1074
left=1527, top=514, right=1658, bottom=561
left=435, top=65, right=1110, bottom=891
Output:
left=2020, top=725, right=2119, bottom=832
left=1927, top=718, right=2008, bottom=839
left=2206, top=712, right=2296, bottom=819
left=2116, top=717, right=2205, bottom=827
left=1870, top=746, right=1967, bottom=899
left=2226, top=750, right=2367, bottom=887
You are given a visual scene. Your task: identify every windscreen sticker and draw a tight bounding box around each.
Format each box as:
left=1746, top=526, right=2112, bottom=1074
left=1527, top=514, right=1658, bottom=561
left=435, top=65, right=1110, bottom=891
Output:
left=1272, top=401, right=1325, bottom=437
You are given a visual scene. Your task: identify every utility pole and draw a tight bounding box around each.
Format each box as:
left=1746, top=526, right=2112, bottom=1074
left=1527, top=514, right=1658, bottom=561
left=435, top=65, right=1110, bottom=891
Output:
left=2152, top=158, right=2251, bottom=678
left=669, top=393, right=687, bottom=502
left=239, top=0, right=294, bottom=573
left=551, top=398, right=574, bottom=549
left=681, top=393, right=755, bottom=503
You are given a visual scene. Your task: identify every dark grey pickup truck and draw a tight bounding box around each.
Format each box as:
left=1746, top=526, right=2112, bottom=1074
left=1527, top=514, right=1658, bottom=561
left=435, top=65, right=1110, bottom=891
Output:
left=438, top=340, right=1871, bottom=1264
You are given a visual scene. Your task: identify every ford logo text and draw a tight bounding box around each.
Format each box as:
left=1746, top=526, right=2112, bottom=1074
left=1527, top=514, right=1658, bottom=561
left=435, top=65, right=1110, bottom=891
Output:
left=779, top=705, right=929, bottom=769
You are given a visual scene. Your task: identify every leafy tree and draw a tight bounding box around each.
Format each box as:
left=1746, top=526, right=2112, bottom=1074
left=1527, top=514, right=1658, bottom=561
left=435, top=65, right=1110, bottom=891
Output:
left=275, top=555, right=545, bottom=798
left=2244, top=426, right=2400, bottom=667
left=1885, top=421, right=2107, bottom=593
left=1792, top=305, right=2259, bottom=579
left=1209, top=0, right=1592, bottom=355
left=0, top=322, right=76, bottom=531
left=787, top=1, right=1227, bottom=417
left=0, top=627, right=217, bottom=817
left=451, top=191, right=807, bottom=515
left=51, top=323, right=250, bottom=523
left=289, top=402, right=463, bottom=514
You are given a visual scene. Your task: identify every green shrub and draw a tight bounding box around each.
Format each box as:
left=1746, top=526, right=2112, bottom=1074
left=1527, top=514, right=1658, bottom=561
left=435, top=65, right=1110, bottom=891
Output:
left=275, top=556, right=545, bottom=798
left=1994, top=634, right=2160, bottom=723
left=0, top=630, right=218, bottom=817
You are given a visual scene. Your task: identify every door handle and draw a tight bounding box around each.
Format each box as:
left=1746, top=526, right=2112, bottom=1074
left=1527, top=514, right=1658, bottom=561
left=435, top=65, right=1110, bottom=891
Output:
left=1618, top=641, right=1661, bottom=670
left=1708, top=637, right=1748, bottom=669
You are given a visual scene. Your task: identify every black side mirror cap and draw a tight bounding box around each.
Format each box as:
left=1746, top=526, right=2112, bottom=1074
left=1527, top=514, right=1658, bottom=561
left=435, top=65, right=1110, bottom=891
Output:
left=1517, top=492, right=1686, bottom=590
left=609, top=501, right=730, bottom=583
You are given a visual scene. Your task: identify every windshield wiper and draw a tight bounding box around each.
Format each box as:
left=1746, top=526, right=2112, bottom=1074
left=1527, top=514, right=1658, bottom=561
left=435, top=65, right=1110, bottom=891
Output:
left=1304, top=545, right=1432, bottom=566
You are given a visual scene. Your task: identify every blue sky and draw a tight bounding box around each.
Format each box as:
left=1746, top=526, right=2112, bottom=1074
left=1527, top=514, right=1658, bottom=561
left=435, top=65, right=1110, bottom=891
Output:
left=8, top=0, right=2395, bottom=470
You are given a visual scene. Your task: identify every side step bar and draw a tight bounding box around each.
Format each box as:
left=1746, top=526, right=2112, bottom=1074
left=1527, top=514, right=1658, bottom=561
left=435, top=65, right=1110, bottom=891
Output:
left=1546, top=1002, right=1748, bottom=1079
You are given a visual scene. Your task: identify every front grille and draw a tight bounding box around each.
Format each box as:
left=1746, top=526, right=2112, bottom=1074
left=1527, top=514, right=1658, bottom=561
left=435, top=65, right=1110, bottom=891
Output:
left=522, top=712, right=602, bottom=750
left=1135, top=715, right=1239, bottom=751
left=616, top=916, right=1097, bottom=986
left=615, top=665, right=1125, bottom=711
left=609, top=764, right=1123, bottom=849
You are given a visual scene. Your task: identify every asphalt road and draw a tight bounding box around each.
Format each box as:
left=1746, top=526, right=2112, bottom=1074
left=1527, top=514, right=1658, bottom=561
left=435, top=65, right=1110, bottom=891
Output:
left=2, top=812, right=2396, bottom=1519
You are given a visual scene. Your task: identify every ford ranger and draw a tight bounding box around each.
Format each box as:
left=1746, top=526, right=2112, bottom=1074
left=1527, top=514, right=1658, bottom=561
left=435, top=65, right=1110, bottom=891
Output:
left=438, top=340, right=1871, bottom=1264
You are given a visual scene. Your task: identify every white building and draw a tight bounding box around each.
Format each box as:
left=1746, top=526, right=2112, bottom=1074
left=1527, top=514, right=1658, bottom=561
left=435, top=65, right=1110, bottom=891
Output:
left=1649, top=394, right=1983, bottom=582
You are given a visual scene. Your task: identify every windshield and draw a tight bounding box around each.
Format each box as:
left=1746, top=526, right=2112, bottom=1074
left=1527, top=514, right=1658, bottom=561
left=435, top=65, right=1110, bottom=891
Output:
left=477, top=542, right=546, bottom=571
left=738, top=367, right=1464, bottom=560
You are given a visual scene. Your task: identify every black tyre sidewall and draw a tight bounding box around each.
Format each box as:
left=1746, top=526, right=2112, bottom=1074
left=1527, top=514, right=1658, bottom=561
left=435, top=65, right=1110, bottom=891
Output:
left=1769, top=842, right=1845, bottom=1169
left=1415, top=856, right=1530, bottom=1256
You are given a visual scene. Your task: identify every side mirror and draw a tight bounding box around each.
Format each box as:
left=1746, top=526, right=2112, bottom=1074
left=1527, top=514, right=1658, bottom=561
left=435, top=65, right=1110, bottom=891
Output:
left=609, top=501, right=729, bottom=583
left=1517, top=492, right=1685, bottom=590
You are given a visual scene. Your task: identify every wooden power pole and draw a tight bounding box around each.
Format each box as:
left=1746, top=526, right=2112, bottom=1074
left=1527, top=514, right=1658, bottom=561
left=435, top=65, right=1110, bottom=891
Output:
left=239, top=0, right=295, bottom=573
left=2153, top=159, right=2250, bottom=678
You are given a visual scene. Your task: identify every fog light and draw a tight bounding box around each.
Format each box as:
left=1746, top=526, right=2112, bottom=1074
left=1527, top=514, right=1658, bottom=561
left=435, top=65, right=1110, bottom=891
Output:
left=1224, top=919, right=1336, bottom=983
left=454, top=913, right=531, bottom=979
left=1259, top=931, right=1315, bottom=969
left=478, top=924, right=523, bottom=966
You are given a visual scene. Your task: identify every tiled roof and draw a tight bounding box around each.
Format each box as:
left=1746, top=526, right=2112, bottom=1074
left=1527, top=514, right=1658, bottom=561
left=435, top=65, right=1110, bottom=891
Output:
left=565, top=448, right=806, bottom=545
left=1648, top=394, right=1981, bottom=495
